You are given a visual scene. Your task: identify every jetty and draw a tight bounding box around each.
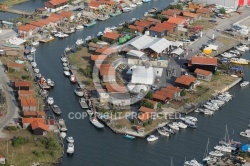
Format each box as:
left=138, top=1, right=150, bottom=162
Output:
left=1, top=9, right=33, bottom=15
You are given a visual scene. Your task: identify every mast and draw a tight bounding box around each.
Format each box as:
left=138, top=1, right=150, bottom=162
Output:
left=203, top=138, right=209, bottom=159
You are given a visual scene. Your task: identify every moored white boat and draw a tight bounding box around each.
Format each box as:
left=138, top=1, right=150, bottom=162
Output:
left=27, top=55, right=33, bottom=61
left=31, top=62, right=37, bottom=68
left=67, top=143, right=74, bottom=154
left=240, top=81, right=249, bottom=87
left=184, top=159, right=202, bottom=166
left=240, top=130, right=250, bottom=138
left=176, top=122, right=187, bottom=129
left=34, top=68, right=39, bottom=74
left=60, top=132, right=66, bottom=139
left=136, top=1, right=143, bottom=5
left=70, top=75, right=77, bottom=83
left=63, top=67, right=70, bottom=71
left=122, top=7, right=132, bottom=13
left=147, top=135, right=158, bottom=142
left=209, top=150, right=224, bottom=157
left=96, top=41, right=108, bottom=46
left=58, top=33, right=69, bottom=38
left=157, top=128, right=170, bottom=136
left=86, top=109, right=93, bottom=116
left=30, top=47, right=36, bottom=53
left=63, top=62, right=68, bottom=67
left=75, top=38, right=84, bottom=46
left=76, top=25, right=84, bottom=30
left=66, top=137, right=74, bottom=143
left=58, top=119, right=67, bottom=132
left=47, top=97, right=54, bottom=105
left=79, top=98, right=89, bottom=109
left=214, top=145, right=232, bottom=153
left=130, top=3, right=137, bottom=8
left=47, top=79, right=55, bottom=87
left=64, top=71, right=70, bottom=76
left=89, top=116, right=104, bottom=129
left=168, top=123, right=179, bottom=131
left=31, top=41, right=39, bottom=46
left=74, top=87, right=84, bottom=97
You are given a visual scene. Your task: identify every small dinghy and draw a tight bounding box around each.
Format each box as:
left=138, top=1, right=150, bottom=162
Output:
left=70, top=75, right=77, bottom=83
left=61, top=57, right=67, bottom=63
left=64, top=71, right=70, bottom=76
left=63, top=63, right=68, bottom=67
left=60, top=132, right=66, bottom=139
left=63, top=67, right=70, bottom=71
left=47, top=97, right=54, bottom=105
left=66, top=137, right=74, bottom=143
left=34, top=68, right=39, bottom=74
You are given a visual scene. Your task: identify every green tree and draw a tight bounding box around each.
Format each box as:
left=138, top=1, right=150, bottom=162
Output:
left=220, top=8, right=226, bottom=14
left=180, top=90, right=186, bottom=96
left=141, top=100, right=154, bottom=109
left=176, top=4, right=183, bottom=10
left=83, top=66, right=92, bottom=77
left=156, top=14, right=165, bottom=21
left=91, top=38, right=98, bottom=43
left=214, top=71, right=220, bottom=76
left=145, top=91, right=153, bottom=99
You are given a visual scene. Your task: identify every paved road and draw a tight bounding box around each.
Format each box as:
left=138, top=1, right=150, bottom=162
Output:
left=186, top=8, right=250, bottom=59
left=0, top=60, right=19, bottom=138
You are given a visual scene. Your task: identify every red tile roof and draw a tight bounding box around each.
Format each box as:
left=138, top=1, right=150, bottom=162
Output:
left=15, top=81, right=32, bottom=87
left=138, top=112, right=151, bottom=122
left=155, top=90, right=173, bottom=99
left=146, top=17, right=161, bottom=23
left=175, top=75, right=196, bottom=86
left=139, top=106, right=155, bottom=113
left=18, top=90, right=34, bottom=96
left=165, top=85, right=181, bottom=93
left=106, top=83, right=127, bottom=93
left=167, top=17, right=185, bottom=24
left=59, top=10, right=73, bottom=18
left=156, top=22, right=175, bottom=31
left=150, top=26, right=165, bottom=33
left=99, top=64, right=116, bottom=76
left=191, top=56, right=218, bottom=66
left=50, top=13, right=64, bottom=19
left=153, top=93, right=167, bottom=101
left=103, top=32, right=120, bottom=40
left=21, top=98, right=37, bottom=107
left=91, top=54, right=108, bottom=61
left=95, top=47, right=116, bottom=55
left=18, top=24, right=37, bottom=32
left=31, top=120, right=49, bottom=131
left=128, top=25, right=145, bottom=32
left=30, top=20, right=46, bottom=27
left=88, top=1, right=101, bottom=8
left=46, top=16, right=61, bottom=23
left=134, top=20, right=153, bottom=28
left=194, top=68, right=212, bottom=76
left=7, top=63, right=23, bottom=69
left=23, top=111, right=45, bottom=117
left=183, top=12, right=197, bottom=18
left=22, top=118, right=44, bottom=124
left=48, top=0, right=68, bottom=6
left=162, top=9, right=182, bottom=16
left=196, top=8, right=212, bottom=14
left=142, top=98, right=157, bottom=105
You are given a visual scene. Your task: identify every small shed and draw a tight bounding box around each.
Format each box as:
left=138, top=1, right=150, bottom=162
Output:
left=31, top=120, right=49, bottom=135
left=0, top=155, right=5, bottom=164
left=194, top=68, right=212, bottom=81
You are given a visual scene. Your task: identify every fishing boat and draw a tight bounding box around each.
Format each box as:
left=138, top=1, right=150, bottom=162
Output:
left=97, top=31, right=103, bottom=37
left=64, top=71, right=71, bottom=76
left=47, top=97, right=54, bottom=105
left=60, top=132, right=66, bottom=139
left=58, top=119, right=67, bottom=132
left=84, top=20, right=96, bottom=27
left=32, top=41, right=39, bottom=46
left=34, top=68, right=39, bottom=74
left=70, top=75, right=77, bottom=83
left=27, top=55, right=33, bottom=61
left=31, top=62, right=37, bottom=67
left=240, top=81, right=249, bottom=87
left=47, top=79, right=55, bottom=87
left=136, top=1, right=143, bottom=5
left=76, top=25, right=84, bottom=30
left=240, top=130, right=250, bottom=138
left=89, top=116, right=104, bottom=129
left=143, top=0, right=151, bottom=2
left=79, top=98, right=89, bottom=109
left=148, top=7, right=157, bottom=13
left=67, top=143, right=74, bottom=154
left=122, top=7, right=132, bottom=13
left=74, top=87, right=84, bottom=97
left=184, top=159, right=202, bottom=166
left=50, top=105, right=62, bottom=115
left=157, top=128, right=170, bottom=136
left=75, top=38, right=84, bottom=46
left=176, top=122, right=187, bottom=129
left=66, top=137, right=74, bottom=143
left=97, top=14, right=110, bottom=21
left=209, top=150, right=224, bottom=157
left=130, top=3, right=137, bottom=8
left=203, top=138, right=211, bottom=164
left=230, top=58, right=249, bottom=65
left=147, top=135, right=158, bottom=142
left=110, top=10, right=122, bottom=17
left=63, top=67, right=70, bottom=71
left=58, top=33, right=69, bottom=38
left=64, top=46, right=71, bottom=52
left=124, top=134, right=136, bottom=139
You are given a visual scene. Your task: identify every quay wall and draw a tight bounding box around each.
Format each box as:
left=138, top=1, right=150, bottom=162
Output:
left=215, top=78, right=242, bottom=93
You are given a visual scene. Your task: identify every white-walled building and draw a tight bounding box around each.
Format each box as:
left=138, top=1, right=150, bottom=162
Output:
left=193, top=0, right=249, bottom=8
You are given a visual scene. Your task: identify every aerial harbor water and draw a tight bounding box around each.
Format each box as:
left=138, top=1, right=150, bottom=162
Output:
left=20, top=1, right=250, bottom=166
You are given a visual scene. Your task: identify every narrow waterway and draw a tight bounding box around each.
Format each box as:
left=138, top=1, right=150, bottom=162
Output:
left=30, top=1, right=250, bottom=165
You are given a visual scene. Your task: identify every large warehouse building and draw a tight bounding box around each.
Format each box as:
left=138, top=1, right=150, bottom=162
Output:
left=193, top=0, right=250, bottom=8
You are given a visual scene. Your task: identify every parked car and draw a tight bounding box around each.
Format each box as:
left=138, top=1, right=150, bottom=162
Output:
left=73, top=8, right=83, bottom=11
left=208, top=19, right=217, bottom=23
